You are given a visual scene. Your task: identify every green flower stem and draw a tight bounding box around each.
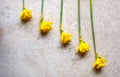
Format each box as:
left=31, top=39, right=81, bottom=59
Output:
left=78, top=0, right=81, bottom=43
left=22, top=0, right=25, bottom=10
left=89, top=0, right=98, bottom=59
left=41, top=0, right=44, bottom=22
left=41, top=0, right=44, bottom=14
left=60, top=0, right=63, bottom=34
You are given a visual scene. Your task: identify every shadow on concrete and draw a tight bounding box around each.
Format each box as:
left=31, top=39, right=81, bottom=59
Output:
left=0, top=28, right=3, bottom=39
left=92, top=68, right=103, bottom=74
left=76, top=52, right=88, bottom=58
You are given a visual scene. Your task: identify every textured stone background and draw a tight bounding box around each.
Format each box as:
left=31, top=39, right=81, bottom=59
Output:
left=0, top=0, right=120, bottom=77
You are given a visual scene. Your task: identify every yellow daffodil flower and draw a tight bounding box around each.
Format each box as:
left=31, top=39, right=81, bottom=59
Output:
left=60, top=32, right=72, bottom=44
left=77, top=40, right=90, bottom=53
left=39, top=20, right=52, bottom=33
left=20, top=9, right=32, bottom=21
left=93, top=57, right=107, bottom=70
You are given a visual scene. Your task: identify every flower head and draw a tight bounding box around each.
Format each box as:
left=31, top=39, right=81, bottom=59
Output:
left=39, top=20, right=52, bottom=33
left=77, top=39, right=90, bottom=53
left=60, top=31, right=72, bottom=44
left=93, top=56, right=107, bottom=70
left=20, top=9, right=32, bottom=21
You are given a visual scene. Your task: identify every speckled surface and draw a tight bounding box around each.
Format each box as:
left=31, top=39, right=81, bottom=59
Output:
left=0, top=0, right=120, bottom=77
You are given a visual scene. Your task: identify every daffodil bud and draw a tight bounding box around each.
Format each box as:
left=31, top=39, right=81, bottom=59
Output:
left=60, top=31, right=72, bottom=44
left=20, top=9, right=32, bottom=21
left=39, top=20, right=53, bottom=33
left=93, top=57, right=107, bottom=70
left=77, top=40, right=90, bottom=53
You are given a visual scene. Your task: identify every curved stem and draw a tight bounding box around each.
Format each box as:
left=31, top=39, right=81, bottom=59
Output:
left=22, top=0, right=25, bottom=10
left=60, top=0, right=63, bottom=34
left=78, top=0, right=81, bottom=43
left=89, top=0, right=97, bottom=58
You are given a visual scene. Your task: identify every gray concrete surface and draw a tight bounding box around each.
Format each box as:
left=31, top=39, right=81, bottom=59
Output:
left=0, top=0, right=120, bottom=77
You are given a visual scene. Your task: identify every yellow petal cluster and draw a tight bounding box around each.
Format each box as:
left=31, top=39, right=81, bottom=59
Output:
left=39, top=20, right=53, bottom=33
left=20, top=9, right=32, bottom=21
left=93, top=57, right=107, bottom=70
left=60, top=32, right=72, bottom=44
left=77, top=40, right=90, bottom=53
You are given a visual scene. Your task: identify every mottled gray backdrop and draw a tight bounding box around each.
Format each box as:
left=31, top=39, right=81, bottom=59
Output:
left=0, top=0, right=120, bottom=77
